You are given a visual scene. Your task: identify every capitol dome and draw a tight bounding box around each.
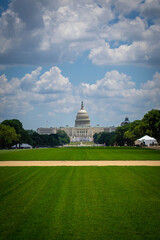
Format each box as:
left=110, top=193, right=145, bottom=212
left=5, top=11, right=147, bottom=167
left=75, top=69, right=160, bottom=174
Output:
left=75, top=102, right=90, bottom=127
left=121, top=116, right=130, bottom=126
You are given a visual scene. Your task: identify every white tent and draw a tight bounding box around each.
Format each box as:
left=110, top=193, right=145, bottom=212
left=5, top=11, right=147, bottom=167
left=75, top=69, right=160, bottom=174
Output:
left=12, top=143, right=32, bottom=149
left=136, top=135, right=157, bottom=146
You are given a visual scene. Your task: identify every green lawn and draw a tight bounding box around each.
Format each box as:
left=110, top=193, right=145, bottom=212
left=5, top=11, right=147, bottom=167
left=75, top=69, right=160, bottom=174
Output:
left=0, top=147, right=160, bottom=161
left=0, top=167, right=160, bottom=240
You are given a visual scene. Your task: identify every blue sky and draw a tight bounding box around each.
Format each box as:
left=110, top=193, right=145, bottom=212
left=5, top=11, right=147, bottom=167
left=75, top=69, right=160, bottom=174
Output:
left=0, top=0, right=160, bottom=130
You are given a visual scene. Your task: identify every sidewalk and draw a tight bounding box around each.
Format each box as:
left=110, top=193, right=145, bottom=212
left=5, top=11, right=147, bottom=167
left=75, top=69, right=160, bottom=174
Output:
left=0, top=161, right=160, bottom=166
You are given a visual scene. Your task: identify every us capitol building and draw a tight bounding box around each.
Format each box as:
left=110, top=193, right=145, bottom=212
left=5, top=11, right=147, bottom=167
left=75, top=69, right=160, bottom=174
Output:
left=37, top=102, right=116, bottom=142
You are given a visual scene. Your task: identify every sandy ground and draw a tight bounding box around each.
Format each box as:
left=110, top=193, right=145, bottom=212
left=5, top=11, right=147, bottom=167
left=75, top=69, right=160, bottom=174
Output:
left=0, top=161, right=160, bottom=166
left=147, top=146, right=160, bottom=150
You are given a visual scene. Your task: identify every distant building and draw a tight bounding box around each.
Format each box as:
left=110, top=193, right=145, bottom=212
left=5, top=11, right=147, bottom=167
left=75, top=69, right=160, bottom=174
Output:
left=37, top=101, right=116, bottom=142
left=121, top=116, right=130, bottom=126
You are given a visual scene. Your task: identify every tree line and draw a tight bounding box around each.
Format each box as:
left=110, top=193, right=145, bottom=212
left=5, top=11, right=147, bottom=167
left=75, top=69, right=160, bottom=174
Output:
left=93, top=109, right=160, bottom=146
left=0, top=119, right=70, bottom=149
left=0, top=109, right=159, bottom=148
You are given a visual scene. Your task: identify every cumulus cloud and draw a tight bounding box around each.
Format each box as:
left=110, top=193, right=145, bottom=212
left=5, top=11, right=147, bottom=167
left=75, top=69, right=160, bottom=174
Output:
left=140, top=0, right=160, bottom=20
left=100, top=17, right=146, bottom=42
left=89, top=37, right=160, bottom=66
left=20, top=67, right=42, bottom=91
left=35, top=67, right=72, bottom=93
left=0, top=0, right=113, bottom=65
left=0, top=66, right=73, bottom=117
left=0, top=0, right=159, bottom=66
left=81, top=71, right=135, bottom=96
left=112, top=0, right=141, bottom=15
left=80, top=70, right=160, bottom=123
left=0, top=91, right=34, bottom=117
left=0, top=66, right=159, bottom=126
left=0, top=74, right=20, bottom=95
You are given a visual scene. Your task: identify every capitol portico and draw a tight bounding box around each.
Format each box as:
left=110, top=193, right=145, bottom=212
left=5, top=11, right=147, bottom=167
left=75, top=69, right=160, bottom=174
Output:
left=37, top=102, right=116, bottom=142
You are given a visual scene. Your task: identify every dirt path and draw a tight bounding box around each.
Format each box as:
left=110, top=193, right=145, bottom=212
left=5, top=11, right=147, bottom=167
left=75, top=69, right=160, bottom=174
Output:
left=147, top=146, right=160, bottom=150
left=0, top=161, right=160, bottom=166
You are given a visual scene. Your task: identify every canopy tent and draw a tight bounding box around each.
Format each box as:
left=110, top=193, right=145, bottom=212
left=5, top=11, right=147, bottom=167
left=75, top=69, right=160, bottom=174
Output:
left=135, top=135, right=157, bottom=146
left=12, top=143, right=32, bottom=149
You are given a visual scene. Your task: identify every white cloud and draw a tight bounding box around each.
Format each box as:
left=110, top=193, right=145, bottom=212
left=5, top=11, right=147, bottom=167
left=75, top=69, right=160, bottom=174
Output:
left=49, top=95, right=81, bottom=114
left=142, top=72, right=160, bottom=89
left=0, top=0, right=159, bottom=67
left=0, top=74, right=20, bottom=95
left=140, top=0, right=160, bottom=20
left=0, top=66, right=159, bottom=126
left=0, top=92, right=34, bottom=116
left=0, top=66, right=74, bottom=117
left=80, top=70, right=160, bottom=124
left=100, top=17, right=146, bottom=42
left=0, top=8, right=25, bottom=53
left=20, top=67, right=42, bottom=91
left=35, top=66, right=72, bottom=93
left=80, top=71, right=135, bottom=96
left=89, top=37, right=160, bottom=66
left=112, top=0, right=140, bottom=15
left=0, top=0, right=113, bottom=65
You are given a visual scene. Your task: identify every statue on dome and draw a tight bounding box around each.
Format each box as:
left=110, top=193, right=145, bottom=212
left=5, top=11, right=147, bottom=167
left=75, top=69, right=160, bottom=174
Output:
left=81, top=101, right=84, bottom=110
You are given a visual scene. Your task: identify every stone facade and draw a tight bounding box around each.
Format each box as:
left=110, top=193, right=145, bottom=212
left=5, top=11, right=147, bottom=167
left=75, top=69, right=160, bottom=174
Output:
left=37, top=126, right=116, bottom=142
left=37, top=102, right=116, bottom=142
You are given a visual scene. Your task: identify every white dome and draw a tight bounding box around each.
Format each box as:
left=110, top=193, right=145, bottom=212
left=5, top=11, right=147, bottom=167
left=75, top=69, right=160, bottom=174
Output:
left=75, top=102, right=90, bottom=127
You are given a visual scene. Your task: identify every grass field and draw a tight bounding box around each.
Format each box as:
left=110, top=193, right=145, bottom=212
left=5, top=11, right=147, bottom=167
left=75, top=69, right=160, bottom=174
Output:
left=0, top=166, right=160, bottom=240
left=0, top=147, right=160, bottom=161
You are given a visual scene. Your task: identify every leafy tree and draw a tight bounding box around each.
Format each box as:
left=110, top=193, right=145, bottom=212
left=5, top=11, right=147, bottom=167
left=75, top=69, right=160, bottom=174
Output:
left=141, top=109, right=160, bottom=144
left=28, top=131, right=60, bottom=147
left=21, top=129, right=33, bottom=145
left=49, top=134, right=59, bottom=147
left=93, top=132, right=116, bottom=146
left=30, top=132, right=43, bottom=147
left=0, top=124, right=20, bottom=148
left=93, top=133, right=99, bottom=144
left=1, top=119, right=34, bottom=145
left=115, top=125, right=130, bottom=146
left=124, top=120, right=142, bottom=145
left=97, top=132, right=107, bottom=144
left=115, top=109, right=160, bottom=146
left=104, top=132, right=116, bottom=146
left=57, top=130, right=70, bottom=145
left=26, top=130, right=35, bottom=135
left=1, top=119, right=23, bottom=134
left=1, top=119, right=25, bottom=144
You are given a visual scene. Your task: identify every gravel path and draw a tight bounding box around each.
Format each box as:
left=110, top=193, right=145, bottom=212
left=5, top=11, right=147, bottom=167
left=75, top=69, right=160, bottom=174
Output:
left=0, top=161, right=160, bottom=166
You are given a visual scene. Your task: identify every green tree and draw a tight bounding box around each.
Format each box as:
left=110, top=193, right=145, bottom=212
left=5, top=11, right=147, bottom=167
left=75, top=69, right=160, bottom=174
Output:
left=104, top=132, right=116, bottom=146
left=1, top=119, right=34, bottom=145
left=1, top=119, right=23, bottom=134
left=49, top=134, right=59, bottom=147
left=93, top=132, right=116, bottom=146
left=20, top=129, right=32, bottom=145
left=141, top=109, right=160, bottom=144
left=57, top=130, right=70, bottom=145
left=28, top=131, right=60, bottom=148
left=115, top=125, right=130, bottom=146
left=124, top=120, right=142, bottom=145
left=0, top=124, right=20, bottom=148
left=97, top=132, right=106, bottom=144
left=30, top=132, right=43, bottom=147
left=93, top=133, right=99, bottom=143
